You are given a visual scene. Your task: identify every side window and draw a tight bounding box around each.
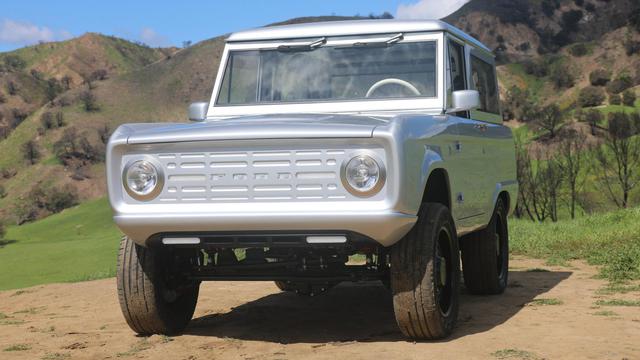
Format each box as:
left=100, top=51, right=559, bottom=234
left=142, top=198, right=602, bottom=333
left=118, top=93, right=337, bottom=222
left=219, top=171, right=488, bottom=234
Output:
left=217, top=51, right=259, bottom=105
left=447, top=41, right=466, bottom=92
left=470, top=55, right=500, bottom=114
left=447, top=40, right=467, bottom=117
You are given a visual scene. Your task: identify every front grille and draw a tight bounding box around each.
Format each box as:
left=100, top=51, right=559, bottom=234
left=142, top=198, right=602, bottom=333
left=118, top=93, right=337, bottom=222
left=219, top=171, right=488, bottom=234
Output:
left=125, top=146, right=385, bottom=204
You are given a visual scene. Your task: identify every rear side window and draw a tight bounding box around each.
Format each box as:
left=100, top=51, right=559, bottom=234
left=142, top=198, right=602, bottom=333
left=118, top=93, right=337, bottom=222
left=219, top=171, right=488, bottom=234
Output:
left=470, top=55, right=499, bottom=114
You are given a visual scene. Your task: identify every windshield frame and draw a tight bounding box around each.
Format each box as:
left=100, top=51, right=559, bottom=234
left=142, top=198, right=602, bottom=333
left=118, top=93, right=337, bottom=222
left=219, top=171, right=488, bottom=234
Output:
left=208, top=32, right=445, bottom=118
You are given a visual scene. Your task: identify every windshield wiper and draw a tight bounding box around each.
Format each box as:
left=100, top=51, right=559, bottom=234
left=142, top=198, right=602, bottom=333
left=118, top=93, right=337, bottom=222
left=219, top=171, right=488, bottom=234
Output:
left=352, top=33, right=404, bottom=48
left=277, top=37, right=326, bottom=52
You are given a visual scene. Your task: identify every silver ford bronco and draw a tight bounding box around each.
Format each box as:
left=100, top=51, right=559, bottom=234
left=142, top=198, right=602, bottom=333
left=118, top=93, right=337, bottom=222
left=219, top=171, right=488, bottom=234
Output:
left=107, top=20, right=518, bottom=340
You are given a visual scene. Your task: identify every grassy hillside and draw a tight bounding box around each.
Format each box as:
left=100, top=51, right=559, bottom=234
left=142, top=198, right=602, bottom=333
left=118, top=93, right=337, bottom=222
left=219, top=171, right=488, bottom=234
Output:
left=0, top=33, right=172, bottom=85
left=511, top=208, right=640, bottom=282
left=0, top=198, right=119, bottom=290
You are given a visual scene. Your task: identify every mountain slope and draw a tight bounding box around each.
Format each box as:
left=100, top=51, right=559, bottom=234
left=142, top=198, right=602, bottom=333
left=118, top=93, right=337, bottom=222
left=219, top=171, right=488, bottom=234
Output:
left=444, top=0, right=639, bottom=62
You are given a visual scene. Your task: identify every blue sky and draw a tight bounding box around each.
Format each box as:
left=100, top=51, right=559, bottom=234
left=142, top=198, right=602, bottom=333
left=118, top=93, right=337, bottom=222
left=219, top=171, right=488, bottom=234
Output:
left=0, top=0, right=469, bottom=52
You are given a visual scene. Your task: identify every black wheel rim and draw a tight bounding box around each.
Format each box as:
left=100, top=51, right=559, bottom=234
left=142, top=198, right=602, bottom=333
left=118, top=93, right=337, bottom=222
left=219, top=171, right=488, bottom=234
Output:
left=435, top=227, right=454, bottom=316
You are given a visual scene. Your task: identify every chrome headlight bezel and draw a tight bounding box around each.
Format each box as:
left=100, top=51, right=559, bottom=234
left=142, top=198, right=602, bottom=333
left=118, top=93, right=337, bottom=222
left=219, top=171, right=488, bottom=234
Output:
left=340, top=151, right=386, bottom=197
left=121, top=157, right=164, bottom=201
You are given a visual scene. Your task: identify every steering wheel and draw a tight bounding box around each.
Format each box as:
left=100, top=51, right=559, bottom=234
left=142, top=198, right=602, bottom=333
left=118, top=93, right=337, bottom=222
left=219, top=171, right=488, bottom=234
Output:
left=365, top=78, right=421, bottom=98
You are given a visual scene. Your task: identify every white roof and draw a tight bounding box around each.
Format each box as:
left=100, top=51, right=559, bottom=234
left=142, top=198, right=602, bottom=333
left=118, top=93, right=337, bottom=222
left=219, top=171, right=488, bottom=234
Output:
left=227, top=19, right=491, bottom=53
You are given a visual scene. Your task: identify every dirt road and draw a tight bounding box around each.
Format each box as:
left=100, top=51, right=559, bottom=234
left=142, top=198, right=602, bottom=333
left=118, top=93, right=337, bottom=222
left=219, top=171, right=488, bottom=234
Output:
left=1, top=256, right=639, bottom=360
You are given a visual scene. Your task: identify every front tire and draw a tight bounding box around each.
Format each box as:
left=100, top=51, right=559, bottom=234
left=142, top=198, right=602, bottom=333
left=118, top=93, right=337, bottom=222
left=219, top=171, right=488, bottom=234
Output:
left=117, top=236, right=200, bottom=335
left=390, top=203, right=460, bottom=340
left=461, top=198, right=509, bottom=295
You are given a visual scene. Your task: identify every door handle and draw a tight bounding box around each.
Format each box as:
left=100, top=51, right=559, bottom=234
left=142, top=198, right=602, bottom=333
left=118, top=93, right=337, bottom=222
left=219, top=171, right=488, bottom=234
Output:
left=474, top=124, right=487, bottom=132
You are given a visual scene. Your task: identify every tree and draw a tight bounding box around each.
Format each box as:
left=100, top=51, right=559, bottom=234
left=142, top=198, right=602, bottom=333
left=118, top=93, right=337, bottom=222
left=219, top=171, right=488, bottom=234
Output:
left=558, top=131, right=587, bottom=219
left=606, top=74, right=633, bottom=94
left=3, top=55, right=26, bottom=70
left=61, top=75, right=73, bottom=90
left=610, top=93, right=621, bottom=105
left=182, top=40, right=192, bottom=48
left=7, top=81, right=18, bottom=95
left=40, top=112, right=55, bottom=129
left=45, top=78, right=62, bottom=103
left=80, top=90, right=99, bottom=112
left=535, top=104, right=564, bottom=138
left=89, top=69, right=108, bottom=81
left=594, top=112, right=640, bottom=208
left=589, top=69, right=610, bottom=86
left=578, top=86, right=605, bottom=107
left=622, top=90, right=636, bottom=107
left=551, top=63, right=574, bottom=89
left=584, top=109, right=603, bottom=135
left=514, top=140, right=563, bottom=222
left=55, top=112, right=65, bottom=127
left=98, top=123, right=111, bottom=145
left=22, top=140, right=41, bottom=165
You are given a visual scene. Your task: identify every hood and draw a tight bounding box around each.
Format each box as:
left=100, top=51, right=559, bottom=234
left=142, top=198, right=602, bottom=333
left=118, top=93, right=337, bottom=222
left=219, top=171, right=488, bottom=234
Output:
left=125, top=114, right=388, bottom=145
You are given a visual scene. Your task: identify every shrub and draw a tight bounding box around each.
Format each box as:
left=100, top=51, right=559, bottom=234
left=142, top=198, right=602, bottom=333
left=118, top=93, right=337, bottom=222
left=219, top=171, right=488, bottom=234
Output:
left=40, top=112, right=55, bottom=129
left=551, top=63, right=574, bottom=89
left=630, top=8, right=640, bottom=32
left=622, top=90, right=637, bottom=107
left=606, top=74, right=634, bottom=94
left=3, top=55, right=26, bottom=70
left=562, top=10, right=583, bottom=31
left=22, top=140, right=41, bottom=165
left=0, top=92, right=5, bottom=103
left=523, top=59, right=549, bottom=77
left=54, top=127, right=104, bottom=165
left=1, top=168, right=16, bottom=179
left=89, top=69, right=108, bottom=81
left=55, top=112, right=65, bottom=127
left=7, top=81, right=18, bottom=95
left=569, top=43, right=588, bottom=57
left=80, top=90, right=99, bottom=112
left=585, top=2, right=595, bottom=12
left=45, top=78, right=62, bottom=103
left=589, top=69, right=611, bottom=86
left=0, top=184, right=6, bottom=199
left=0, top=221, right=5, bottom=239
left=610, top=93, right=622, bottom=105
left=578, top=86, right=606, bottom=107
left=30, top=69, right=43, bottom=80
left=17, top=183, right=80, bottom=223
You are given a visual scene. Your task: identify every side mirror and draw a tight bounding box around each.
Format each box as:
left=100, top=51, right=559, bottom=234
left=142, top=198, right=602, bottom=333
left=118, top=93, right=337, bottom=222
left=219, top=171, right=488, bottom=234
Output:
left=446, top=90, right=480, bottom=114
left=188, top=102, right=209, bottom=122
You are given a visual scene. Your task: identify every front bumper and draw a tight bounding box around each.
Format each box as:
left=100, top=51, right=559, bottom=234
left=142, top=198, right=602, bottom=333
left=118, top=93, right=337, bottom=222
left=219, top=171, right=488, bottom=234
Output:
left=115, top=209, right=416, bottom=247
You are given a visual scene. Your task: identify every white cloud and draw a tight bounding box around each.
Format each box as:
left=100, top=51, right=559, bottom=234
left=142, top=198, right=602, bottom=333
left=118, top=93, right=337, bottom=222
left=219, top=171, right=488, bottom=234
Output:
left=139, top=27, right=170, bottom=47
left=396, top=0, right=470, bottom=20
left=0, top=19, right=72, bottom=46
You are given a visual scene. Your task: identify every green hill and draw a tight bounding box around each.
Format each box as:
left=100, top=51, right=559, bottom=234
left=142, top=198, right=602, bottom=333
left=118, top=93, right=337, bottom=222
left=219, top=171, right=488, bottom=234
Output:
left=0, top=198, right=119, bottom=290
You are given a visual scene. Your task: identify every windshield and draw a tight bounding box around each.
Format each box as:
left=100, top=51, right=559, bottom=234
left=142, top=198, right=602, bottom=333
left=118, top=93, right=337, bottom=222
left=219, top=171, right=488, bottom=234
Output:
left=216, top=40, right=437, bottom=106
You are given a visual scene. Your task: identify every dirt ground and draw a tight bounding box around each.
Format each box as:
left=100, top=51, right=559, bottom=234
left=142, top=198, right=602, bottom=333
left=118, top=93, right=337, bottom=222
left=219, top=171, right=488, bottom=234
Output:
left=1, top=256, right=639, bottom=360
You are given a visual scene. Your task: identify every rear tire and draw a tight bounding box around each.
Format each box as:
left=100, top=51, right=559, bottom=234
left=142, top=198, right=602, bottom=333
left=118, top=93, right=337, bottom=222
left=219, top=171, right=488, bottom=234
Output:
left=390, top=203, right=460, bottom=340
left=461, top=198, right=509, bottom=295
left=117, top=236, right=200, bottom=335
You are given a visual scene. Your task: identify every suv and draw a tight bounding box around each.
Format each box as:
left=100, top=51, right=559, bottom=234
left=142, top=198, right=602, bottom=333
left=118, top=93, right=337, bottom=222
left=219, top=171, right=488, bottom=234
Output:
left=107, top=20, right=517, bottom=340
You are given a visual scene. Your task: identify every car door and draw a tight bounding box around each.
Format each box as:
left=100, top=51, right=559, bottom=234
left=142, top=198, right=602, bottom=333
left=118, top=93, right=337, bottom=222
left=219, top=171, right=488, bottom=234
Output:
left=464, top=48, right=506, bottom=227
left=444, top=37, right=487, bottom=230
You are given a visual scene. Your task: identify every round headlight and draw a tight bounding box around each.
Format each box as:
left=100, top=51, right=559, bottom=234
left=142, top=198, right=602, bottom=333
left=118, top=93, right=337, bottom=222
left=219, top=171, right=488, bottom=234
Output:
left=341, top=153, right=386, bottom=197
left=122, top=159, right=163, bottom=201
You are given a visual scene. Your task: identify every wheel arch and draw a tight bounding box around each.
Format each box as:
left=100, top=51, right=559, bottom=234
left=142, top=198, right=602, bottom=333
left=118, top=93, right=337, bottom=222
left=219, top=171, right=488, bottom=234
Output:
left=421, top=167, right=452, bottom=210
